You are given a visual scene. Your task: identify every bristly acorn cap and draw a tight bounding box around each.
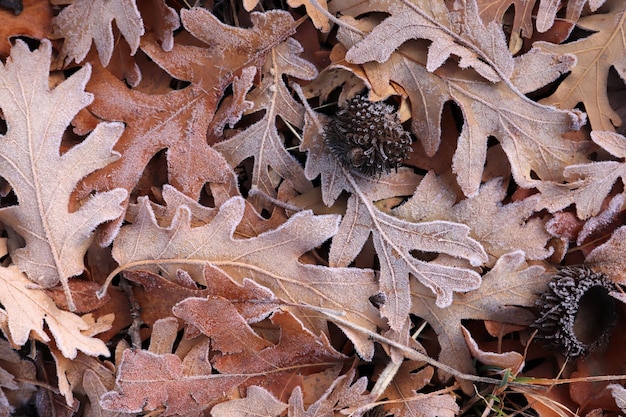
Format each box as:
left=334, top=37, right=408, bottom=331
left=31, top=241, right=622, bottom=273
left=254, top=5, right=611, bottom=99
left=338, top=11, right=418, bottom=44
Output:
left=532, top=266, right=618, bottom=358
left=325, top=94, right=413, bottom=177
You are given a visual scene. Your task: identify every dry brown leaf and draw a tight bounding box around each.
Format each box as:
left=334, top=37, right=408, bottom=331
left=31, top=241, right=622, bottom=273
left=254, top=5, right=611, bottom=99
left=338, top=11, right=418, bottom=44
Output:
left=462, top=326, right=524, bottom=375
left=287, top=369, right=373, bottom=417
left=299, top=97, right=487, bottom=330
left=330, top=15, right=585, bottom=196
left=536, top=131, right=626, bottom=219
left=410, top=251, right=547, bottom=393
left=586, top=225, right=626, bottom=284
left=50, top=0, right=145, bottom=66
left=287, top=0, right=331, bottom=32
left=78, top=9, right=300, bottom=242
left=379, top=361, right=458, bottom=417
left=394, top=172, right=553, bottom=266
left=214, top=38, right=317, bottom=209
left=174, top=297, right=345, bottom=399
left=211, top=386, right=287, bottom=417
left=124, top=267, right=281, bottom=335
left=83, top=368, right=133, bottom=417
left=0, top=265, right=109, bottom=359
left=136, top=0, right=180, bottom=53
left=338, top=0, right=511, bottom=82
left=0, top=40, right=127, bottom=309
left=537, top=0, right=626, bottom=132
left=111, top=195, right=381, bottom=359
left=100, top=349, right=247, bottom=416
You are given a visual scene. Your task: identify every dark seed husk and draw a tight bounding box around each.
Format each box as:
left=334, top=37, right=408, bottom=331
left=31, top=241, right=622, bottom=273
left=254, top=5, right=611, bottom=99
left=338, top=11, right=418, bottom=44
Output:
left=325, top=95, right=413, bottom=177
left=532, top=266, right=618, bottom=358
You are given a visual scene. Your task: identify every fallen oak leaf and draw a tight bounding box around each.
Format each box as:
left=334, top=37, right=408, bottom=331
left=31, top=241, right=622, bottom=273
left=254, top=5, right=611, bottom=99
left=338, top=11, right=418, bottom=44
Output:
left=410, top=251, right=548, bottom=393
left=106, top=195, right=381, bottom=360
left=378, top=360, right=459, bottom=417
left=214, top=38, right=316, bottom=210
left=0, top=265, right=109, bottom=359
left=100, top=349, right=247, bottom=416
left=298, top=95, right=486, bottom=330
left=125, top=266, right=281, bottom=332
left=173, top=297, right=346, bottom=401
left=0, top=40, right=127, bottom=310
left=211, top=386, right=287, bottom=417
left=50, top=0, right=144, bottom=66
left=536, top=0, right=626, bottom=132
left=78, top=9, right=300, bottom=242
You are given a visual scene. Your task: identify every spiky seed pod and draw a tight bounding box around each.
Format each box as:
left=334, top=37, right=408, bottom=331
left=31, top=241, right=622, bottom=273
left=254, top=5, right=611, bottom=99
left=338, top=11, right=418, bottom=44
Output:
left=532, top=266, right=618, bottom=358
left=325, top=95, right=413, bottom=177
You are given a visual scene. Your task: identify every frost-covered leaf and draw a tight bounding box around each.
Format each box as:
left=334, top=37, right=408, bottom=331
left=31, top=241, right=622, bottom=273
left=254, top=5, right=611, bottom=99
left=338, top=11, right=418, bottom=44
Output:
left=536, top=131, right=626, bottom=219
left=379, top=361, right=458, bottom=417
left=174, top=297, right=345, bottom=397
left=300, top=101, right=486, bottom=330
left=79, top=9, right=299, bottom=241
left=394, top=172, right=553, bottom=265
left=586, top=225, right=626, bottom=284
left=330, top=17, right=585, bottom=196
left=101, top=349, right=247, bottom=416
left=341, top=0, right=511, bottom=82
left=215, top=38, right=316, bottom=209
left=112, top=196, right=381, bottom=359
left=0, top=40, right=127, bottom=309
left=211, top=386, right=287, bottom=417
left=410, top=251, right=548, bottom=392
left=0, top=265, right=109, bottom=359
left=537, top=0, right=626, bottom=131
left=51, top=0, right=145, bottom=66
left=287, top=369, right=373, bottom=416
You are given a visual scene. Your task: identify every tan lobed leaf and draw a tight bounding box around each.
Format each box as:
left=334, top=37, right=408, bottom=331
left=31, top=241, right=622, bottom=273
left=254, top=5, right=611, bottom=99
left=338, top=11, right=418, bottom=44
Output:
left=101, top=349, right=247, bottom=416
left=287, top=369, right=373, bottom=416
left=111, top=195, right=381, bottom=360
left=338, top=0, right=511, bottom=82
left=214, top=37, right=317, bottom=209
left=0, top=265, right=109, bottom=359
left=410, top=251, right=548, bottom=393
left=462, top=326, right=524, bottom=375
left=379, top=361, right=459, bottom=417
left=476, top=0, right=597, bottom=38
left=394, top=172, right=553, bottom=266
left=287, top=0, right=331, bottom=32
left=331, top=16, right=585, bottom=196
left=298, top=98, right=486, bottom=329
left=536, top=0, right=626, bottom=132
left=536, top=131, right=626, bottom=219
left=211, top=386, right=287, bottom=417
left=136, top=0, right=180, bottom=53
left=50, top=0, right=145, bottom=66
left=477, top=0, right=538, bottom=38
left=0, top=40, right=127, bottom=309
left=0, top=0, right=54, bottom=57
left=586, top=225, right=626, bottom=284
